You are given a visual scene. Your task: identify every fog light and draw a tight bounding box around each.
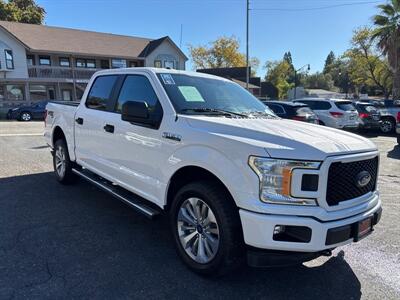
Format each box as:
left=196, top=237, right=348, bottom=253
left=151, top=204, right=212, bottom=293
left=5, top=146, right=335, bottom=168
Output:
left=273, top=225, right=285, bottom=235
left=273, top=225, right=312, bottom=243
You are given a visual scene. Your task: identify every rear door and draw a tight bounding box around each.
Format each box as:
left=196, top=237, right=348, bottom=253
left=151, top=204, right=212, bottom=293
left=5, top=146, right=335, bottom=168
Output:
left=74, top=75, right=121, bottom=176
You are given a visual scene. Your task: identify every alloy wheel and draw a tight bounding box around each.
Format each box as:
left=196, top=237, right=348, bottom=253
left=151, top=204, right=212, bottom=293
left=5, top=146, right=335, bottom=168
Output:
left=21, top=113, right=31, bottom=121
left=55, top=146, right=66, bottom=178
left=177, top=197, right=220, bottom=264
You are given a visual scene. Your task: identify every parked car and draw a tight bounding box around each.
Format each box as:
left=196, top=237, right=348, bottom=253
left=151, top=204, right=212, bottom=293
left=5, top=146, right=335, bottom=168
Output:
left=263, top=101, right=319, bottom=124
left=45, top=68, right=382, bottom=275
left=294, top=98, right=359, bottom=129
left=7, top=100, right=49, bottom=121
left=355, top=102, right=381, bottom=131
left=377, top=100, right=400, bottom=133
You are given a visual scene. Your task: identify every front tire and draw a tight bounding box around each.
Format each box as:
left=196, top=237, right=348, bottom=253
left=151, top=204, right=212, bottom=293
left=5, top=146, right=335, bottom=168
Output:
left=170, top=181, right=244, bottom=276
left=19, top=112, right=32, bottom=121
left=53, top=139, right=77, bottom=184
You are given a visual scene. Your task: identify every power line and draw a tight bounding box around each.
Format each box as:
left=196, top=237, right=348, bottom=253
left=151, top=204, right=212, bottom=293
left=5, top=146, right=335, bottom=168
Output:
left=251, top=0, right=381, bottom=12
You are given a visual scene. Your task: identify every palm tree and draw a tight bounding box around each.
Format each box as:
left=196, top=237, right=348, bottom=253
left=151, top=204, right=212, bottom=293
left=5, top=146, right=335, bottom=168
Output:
left=372, top=0, right=400, bottom=98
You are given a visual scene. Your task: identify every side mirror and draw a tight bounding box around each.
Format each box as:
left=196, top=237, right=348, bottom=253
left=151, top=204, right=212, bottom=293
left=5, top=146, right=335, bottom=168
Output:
left=121, top=101, right=150, bottom=123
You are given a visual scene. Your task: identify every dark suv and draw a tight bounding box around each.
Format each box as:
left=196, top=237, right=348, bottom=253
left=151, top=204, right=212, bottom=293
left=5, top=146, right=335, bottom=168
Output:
left=355, top=102, right=381, bottom=130
left=263, top=101, right=319, bottom=124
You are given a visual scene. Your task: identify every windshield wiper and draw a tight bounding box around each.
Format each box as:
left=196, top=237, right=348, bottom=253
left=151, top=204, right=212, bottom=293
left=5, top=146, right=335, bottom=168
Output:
left=180, top=108, right=248, bottom=118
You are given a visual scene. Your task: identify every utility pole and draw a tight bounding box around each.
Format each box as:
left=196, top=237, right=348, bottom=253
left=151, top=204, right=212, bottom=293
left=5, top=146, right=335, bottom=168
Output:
left=246, top=0, right=249, bottom=90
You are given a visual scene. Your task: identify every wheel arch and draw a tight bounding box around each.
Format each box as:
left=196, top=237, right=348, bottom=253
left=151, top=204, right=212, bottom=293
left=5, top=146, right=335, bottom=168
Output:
left=52, top=126, right=66, bottom=147
left=165, top=165, right=236, bottom=212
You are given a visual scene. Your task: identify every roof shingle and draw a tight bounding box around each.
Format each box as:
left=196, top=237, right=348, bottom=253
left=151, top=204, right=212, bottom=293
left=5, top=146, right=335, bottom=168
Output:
left=0, top=21, right=154, bottom=58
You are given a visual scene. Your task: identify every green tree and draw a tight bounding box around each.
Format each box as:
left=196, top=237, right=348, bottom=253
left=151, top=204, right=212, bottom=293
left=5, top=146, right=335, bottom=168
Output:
left=264, top=60, right=294, bottom=99
left=372, top=0, right=400, bottom=98
left=0, top=0, right=45, bottom=24
left=323, top=51, right=336, bottom=74
left=189, top=36, right=259, bottom=74
left=345, top=27, right=392, bottom=97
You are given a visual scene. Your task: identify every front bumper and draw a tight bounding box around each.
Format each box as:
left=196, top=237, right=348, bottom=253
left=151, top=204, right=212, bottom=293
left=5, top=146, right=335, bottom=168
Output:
left=239, top=199, right=382, bottom=253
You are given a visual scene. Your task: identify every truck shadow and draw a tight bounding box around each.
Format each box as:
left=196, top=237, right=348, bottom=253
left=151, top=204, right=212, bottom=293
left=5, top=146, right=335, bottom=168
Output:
left=388, top=144, right=400, bottom=160
left=0, top=172, right=361, bottom=299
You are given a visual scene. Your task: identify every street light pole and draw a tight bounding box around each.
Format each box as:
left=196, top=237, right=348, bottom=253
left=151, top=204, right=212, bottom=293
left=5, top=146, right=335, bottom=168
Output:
left=293, top=64, right=310, bottom=99
left=246, top=0, right=249, bottom=90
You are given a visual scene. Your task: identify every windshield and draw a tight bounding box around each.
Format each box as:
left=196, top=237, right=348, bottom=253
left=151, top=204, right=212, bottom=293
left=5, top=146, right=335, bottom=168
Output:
left=157, top=73, right=275, bottom=117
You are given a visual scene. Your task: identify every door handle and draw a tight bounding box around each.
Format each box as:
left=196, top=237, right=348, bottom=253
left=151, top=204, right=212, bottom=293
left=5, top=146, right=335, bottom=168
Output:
left=103, top=124, right=114, bottom=133
left=75, top=117, right=84, bottom=125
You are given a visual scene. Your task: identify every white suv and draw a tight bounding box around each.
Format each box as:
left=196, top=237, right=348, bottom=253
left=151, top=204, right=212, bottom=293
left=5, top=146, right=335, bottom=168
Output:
left=295, top=98, right=360, bottom=129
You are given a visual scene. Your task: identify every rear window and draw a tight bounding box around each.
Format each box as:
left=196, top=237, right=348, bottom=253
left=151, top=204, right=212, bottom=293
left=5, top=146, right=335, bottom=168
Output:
left=358, top=105, right=379, bottom=113
left=267, top=104, right=285, bottom=115
left=335, top=101, right=356, bottom=111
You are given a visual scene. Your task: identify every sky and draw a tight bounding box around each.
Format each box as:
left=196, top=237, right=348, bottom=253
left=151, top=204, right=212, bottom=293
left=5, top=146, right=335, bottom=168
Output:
left=36, top=0, right=383, bottom=76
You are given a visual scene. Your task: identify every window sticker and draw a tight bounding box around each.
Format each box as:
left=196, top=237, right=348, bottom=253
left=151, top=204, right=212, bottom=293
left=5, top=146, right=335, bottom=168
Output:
left=160, top=74, right=175, bottom=85
left=178, top=86, right=205, bottom=102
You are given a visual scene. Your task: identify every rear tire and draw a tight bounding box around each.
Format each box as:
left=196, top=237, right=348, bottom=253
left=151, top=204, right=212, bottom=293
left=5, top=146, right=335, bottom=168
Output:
left=380, top=118, right=395, bottom=133
left=53, top=139, right=77, bottom=184
left=170, top=180, right=244, bottom=276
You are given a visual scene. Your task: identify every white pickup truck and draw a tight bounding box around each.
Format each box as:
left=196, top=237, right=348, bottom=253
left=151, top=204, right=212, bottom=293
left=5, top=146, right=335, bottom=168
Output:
left=45, top=68, right=382, bottom=275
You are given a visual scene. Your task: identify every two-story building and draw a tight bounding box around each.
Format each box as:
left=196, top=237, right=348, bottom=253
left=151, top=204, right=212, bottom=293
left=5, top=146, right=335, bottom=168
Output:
left=0, top=21, right=187, bottom=115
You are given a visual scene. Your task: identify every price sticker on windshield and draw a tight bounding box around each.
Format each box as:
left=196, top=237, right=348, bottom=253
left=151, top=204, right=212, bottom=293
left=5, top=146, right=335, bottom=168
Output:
left=178, top=86, right=205, bottom=102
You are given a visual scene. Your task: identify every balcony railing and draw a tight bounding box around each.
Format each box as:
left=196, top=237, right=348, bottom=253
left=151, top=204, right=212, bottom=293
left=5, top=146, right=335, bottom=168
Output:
left=28, top=66, right=102, bottom=80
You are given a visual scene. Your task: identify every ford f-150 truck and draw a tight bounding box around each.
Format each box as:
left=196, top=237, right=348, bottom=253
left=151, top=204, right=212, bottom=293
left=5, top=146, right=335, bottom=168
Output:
left=44, top=68, right=382, bottom=275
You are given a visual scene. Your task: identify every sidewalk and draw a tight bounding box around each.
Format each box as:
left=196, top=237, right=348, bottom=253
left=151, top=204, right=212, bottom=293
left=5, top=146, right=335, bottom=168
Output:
left=0, top=121, right=44, bottom=136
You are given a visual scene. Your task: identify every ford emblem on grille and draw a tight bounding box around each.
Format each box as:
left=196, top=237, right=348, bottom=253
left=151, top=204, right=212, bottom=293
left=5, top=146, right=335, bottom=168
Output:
left=355, top=171, right=372, bottom=188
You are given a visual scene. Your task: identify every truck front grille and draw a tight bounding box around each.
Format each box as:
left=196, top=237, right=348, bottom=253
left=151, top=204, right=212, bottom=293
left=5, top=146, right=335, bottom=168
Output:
left=326, top=156, right=378, bottom=206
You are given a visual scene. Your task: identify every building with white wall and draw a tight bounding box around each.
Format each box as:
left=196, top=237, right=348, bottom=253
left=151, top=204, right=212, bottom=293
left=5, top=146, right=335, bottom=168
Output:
left=0, top=21, right=187, bottom=111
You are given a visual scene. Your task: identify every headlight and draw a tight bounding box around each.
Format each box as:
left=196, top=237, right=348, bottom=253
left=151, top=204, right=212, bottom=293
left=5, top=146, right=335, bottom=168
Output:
left=249, top=157, right=320, bottom=206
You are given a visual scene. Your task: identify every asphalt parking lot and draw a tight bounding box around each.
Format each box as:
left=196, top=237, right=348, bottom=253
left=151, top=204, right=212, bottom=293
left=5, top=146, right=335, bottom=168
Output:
left=0, top=122, right=399, bottom=299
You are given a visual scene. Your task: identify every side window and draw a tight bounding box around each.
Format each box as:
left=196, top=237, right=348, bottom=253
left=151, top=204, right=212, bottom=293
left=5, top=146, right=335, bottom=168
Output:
left=298, top=101, right=313, bottom=109
left=115, top=75, right=162, bottom=114
left=268, top=104, right=285, bottom=115
left=86, top=75, right=118, bottom=110
left=314, top=101, right=332, bottom=110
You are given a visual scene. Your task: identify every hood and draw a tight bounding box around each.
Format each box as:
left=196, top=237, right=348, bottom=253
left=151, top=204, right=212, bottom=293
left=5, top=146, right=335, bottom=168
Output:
left=184, top=116, right=377, bottom=160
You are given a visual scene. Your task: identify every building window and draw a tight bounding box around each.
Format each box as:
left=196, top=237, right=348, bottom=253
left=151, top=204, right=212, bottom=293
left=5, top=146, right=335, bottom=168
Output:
left=59, top=57, right=70, bottom=67
left=29, top=85, right=47, bottom=101
left=6, top=85, right=25, bottom=101
left=111, top=59, right=126, bottom=68
left=76, top=58, right=96, bottom=68
left=154, top=60, right=162, bottom=68
left=5, top=50, right=14, bottom=69
left=39, top=56, right=51, bottom=66
left=100, top=60, right=109, bottom=69
left=76, top=59, right=86, bottom=68
left=27, top=55, right=35, bottom=66
left=86, top=59, right=96, bottom=68
left=164, top=60, right=174, bottom=69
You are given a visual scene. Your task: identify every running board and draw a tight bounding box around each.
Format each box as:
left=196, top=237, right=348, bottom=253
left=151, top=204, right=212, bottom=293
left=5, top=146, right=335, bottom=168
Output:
left=72, top=168, right=160, bottom=219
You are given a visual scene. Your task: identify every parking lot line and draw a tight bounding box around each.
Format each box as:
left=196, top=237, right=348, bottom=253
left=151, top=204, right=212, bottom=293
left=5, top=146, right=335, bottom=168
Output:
left=0, top=133, right=43, bottom=137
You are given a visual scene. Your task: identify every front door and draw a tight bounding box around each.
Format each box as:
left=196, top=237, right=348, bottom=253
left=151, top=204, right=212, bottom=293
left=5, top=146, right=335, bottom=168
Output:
left=104, top=74, right=173, bottom=205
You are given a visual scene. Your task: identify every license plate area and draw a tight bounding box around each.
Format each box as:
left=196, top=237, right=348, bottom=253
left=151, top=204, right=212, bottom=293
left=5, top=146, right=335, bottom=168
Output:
left=354, top=216, right=373, bottom=241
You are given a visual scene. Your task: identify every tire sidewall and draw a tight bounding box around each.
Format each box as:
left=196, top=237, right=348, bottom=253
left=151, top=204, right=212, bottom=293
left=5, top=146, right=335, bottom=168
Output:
left=380, top=119, right=394, bottom=133
left=53, top=139, right=73, bottom=183
left=170, top=183, right=236, bottom=275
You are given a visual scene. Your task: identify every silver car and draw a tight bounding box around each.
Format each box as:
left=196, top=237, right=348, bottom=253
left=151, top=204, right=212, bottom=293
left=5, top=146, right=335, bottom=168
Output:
left=294, top=98, right=360, bottom=129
